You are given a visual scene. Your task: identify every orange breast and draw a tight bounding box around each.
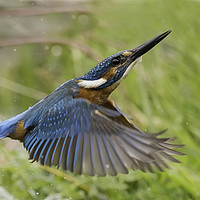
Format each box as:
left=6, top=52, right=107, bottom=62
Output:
left=76, top=82, right=120, bottom=105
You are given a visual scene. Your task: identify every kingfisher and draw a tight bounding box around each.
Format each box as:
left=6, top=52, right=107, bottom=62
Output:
left=0, top=30, right=184, bottom=176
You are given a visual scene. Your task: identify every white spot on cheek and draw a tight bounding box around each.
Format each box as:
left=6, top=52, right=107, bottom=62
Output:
left=78, top=78, right=107, bottom=88
left=121, top=56, right=142, bottom=80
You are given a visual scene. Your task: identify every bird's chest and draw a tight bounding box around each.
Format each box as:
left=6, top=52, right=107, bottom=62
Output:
left=75, top=84, right=119, bottom=105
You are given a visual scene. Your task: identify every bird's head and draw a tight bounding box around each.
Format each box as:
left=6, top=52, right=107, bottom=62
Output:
left=76, top=30, right=171, bottom=90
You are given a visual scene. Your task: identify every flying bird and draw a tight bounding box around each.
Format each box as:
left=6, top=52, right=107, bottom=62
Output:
left=0, top=30, right=184, bottom=176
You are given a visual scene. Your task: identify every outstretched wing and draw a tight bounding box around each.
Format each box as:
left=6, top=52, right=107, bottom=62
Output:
left=24, top=98, right=184, bottom=176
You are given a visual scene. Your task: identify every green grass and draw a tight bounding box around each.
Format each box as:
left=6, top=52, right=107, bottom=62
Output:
left=0, top=0, right=200, bottom=199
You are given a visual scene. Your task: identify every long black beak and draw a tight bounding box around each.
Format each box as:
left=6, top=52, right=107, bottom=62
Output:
left=131, top=30, right=172, bottom=59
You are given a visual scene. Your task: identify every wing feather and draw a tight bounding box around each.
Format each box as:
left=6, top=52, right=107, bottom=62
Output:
left=32, top=140, right=46, bottom=161
left=60, top=136, right=70, bottom=170
left=74, top=134, right=84, bottom=174
left=51, top=137, right=61, bottom=166
left=23, top=98, right=184, bottom=176
left=83, top=133, right=94, bottom=176
left=101, top=133, right=117, bottom=176
left=66, top=135, right=74, bottom=170
left=94, top=133, right=106, bottom=176
left=37, top=138, right=50, bottom=161
left=81, top=133, right=87, bottom=173
left=106, top=135, right=128, bottom=174
left=73, top=134, right=81, bottom=170
left=26, top=137, right=37, bottom=152
left=43, top=138, right=57, bottom=166
left=58, top=136, right=68, bottom=168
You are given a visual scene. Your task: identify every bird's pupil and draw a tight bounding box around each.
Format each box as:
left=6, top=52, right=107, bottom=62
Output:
left=112, top=58, right=120, bottom=65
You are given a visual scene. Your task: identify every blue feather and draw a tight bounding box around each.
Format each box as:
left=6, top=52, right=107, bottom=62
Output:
left=73, top=134, right=81, bottom=170
left=95, top=133, right=106, bottom=173
left=43, top=138, right=56, bottom=165
left=38, top=138, right=50, bottom=161
left=107, top=136, right=128, bottom=173
left=102, top=134, right=116, bottom=174
left=33, top=140, right=45, bottom=160
left=58, top=136, right=68, bottom=168
left=89, top=132, right=95, bottom=171
left=80, top=114, right=85, bottom=135
left=81, top=134, right=87, bottom=169
left=23, top=133, right=32, bottom=149
left=51, top=138, right=61, bottom=166
left=26, top=136, right=37, bottom=151
left=29, top=139, right=40, bottom=154
left=66, top=135, right=74, bottom=169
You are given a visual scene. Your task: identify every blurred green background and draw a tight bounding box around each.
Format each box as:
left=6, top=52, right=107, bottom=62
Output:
left=0, top=0, right=200, bottom=199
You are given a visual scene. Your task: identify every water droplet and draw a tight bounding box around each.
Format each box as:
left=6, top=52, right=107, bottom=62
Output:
left=57, top=26, right=61, bottom=30
left=78, top=15, right=89, bottom=25
left=6, top=62, right=11, bottom=66
left=36, top=192, right=39, bottom=195
left=51, top=45, right=62, bottom=57
left=72, top=15, right=76, bottom=19
left=44, top=45, right=49, bottom=50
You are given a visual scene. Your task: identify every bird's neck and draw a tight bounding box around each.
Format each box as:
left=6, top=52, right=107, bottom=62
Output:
left=75, top=82, right=120, bottom=105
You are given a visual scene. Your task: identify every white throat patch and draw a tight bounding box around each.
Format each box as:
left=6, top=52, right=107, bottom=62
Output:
left=121, top=56, right=142, bottom=80
left=78, top=78, right=107, bottom=88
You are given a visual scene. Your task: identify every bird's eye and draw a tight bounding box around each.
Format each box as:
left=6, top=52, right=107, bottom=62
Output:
left=111, top=57, right=121, bottom=65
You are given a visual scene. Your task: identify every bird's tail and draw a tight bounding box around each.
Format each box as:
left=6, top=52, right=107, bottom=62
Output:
left=0, top=113, right=24, bottom=139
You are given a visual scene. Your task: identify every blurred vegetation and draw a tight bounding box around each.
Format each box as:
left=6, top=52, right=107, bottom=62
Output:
left=0, top=0, right=200, bottom=199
